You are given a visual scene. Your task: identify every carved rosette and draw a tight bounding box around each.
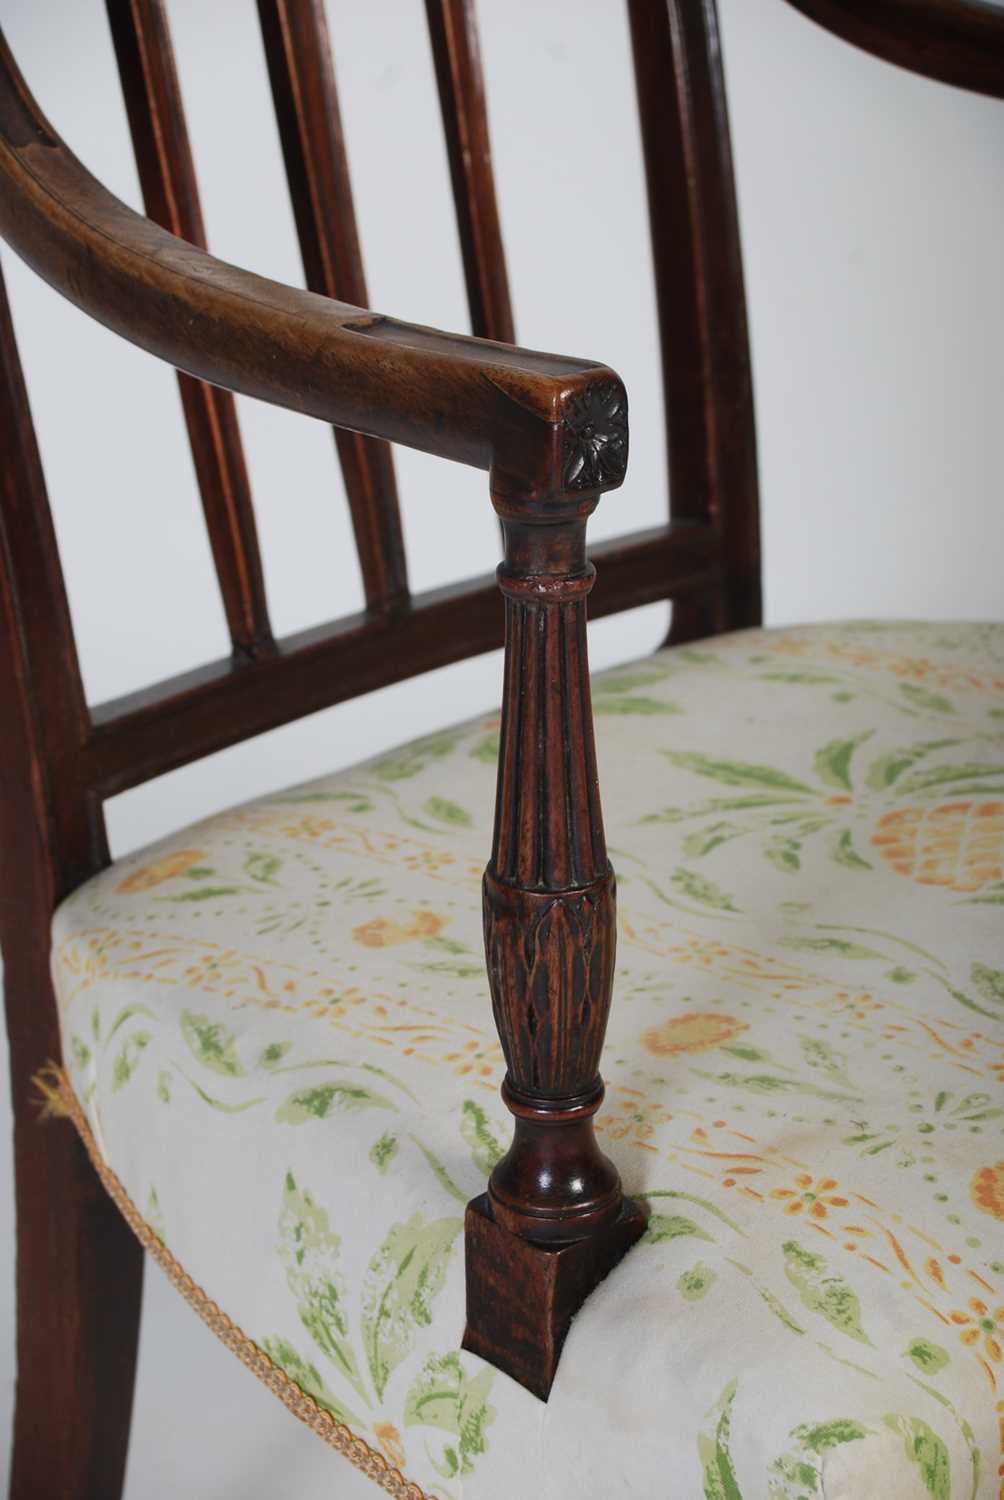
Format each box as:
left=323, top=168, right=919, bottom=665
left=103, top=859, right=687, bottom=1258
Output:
left=561, top=379, right=628, bottom=492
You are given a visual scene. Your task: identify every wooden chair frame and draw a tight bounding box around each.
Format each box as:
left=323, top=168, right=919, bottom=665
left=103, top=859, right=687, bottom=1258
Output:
left=1, top=0, right=1001, bottom=1493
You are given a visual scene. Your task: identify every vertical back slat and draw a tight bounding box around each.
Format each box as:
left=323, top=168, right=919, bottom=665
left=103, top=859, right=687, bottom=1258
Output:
left=105, top=0, right=274, bottom=659
left=628, top=0, right=761, bottom=635
left=425, top=0, right=515, bottom=345
left=256, top=0, right=408, bottom=610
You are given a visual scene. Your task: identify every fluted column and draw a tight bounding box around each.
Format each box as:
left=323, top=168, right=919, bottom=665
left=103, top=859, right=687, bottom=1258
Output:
left=463, top=376, right=643, bottom=1401
left=483, top=512, right=621, bottom=1243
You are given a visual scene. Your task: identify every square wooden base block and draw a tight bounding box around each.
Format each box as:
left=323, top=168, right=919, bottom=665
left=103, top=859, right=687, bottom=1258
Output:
left=461, top=1193, right=647, bottom=1401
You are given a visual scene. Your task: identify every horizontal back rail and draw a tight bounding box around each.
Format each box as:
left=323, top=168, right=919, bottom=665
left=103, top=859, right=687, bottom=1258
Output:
left=106, top=0, right=274, bottom=658
left=86, top=520, right=721, bottom=796
left=256, top=0, right=408, bottom=609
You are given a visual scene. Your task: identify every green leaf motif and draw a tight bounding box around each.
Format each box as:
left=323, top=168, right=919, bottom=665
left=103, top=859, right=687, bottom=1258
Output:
left=676, top=648, right=725, bottom=667
left=899, top=683, right=957, bottom=716
left=672, top=867, right=740, bottom=912
left=766, top=838, right=801, bottom=873
left=596, top=667, right=673, bottom=692
left=644, top=1214, right=713, bottom=1246
left=682, top=822, right=747, bottom=858
left=783, top=1241, right=870, bottom=1345
left=645, top=1189, right=744, bottom=1236
left=407, top=959, right=485, bottom=978
left=245, top=851, right=281, bottom=884
left=642, top=794, right=803, bottom=825
left=362, top=1215, right=462, bottom=1399
left=679, top=1262, right=716, bottom=1301
left=278, top=1171, right=367, bottom=1402
left=469, top=734, right=499, bottom=764
left=897, top=762, right=1004, bottom=797
left=180, top=1010, right=245, bottom=1077
left=904, top=1339, right=950, bottom=1376
left=832, top=829, right=872, bottom=870
left=403, top=1351, right=496, bottom=1477
left=146, top=1186, right=166, bottom=1245
left=663, top=751, right=816, bottom=796
left=111, top=1031, right=151, bottom=1091
left=759, top=670, right=840, bottom=685
left=373, top=729, right=464, bottom=782
left=107, top=1002, right=157, bottom=1041
left=770, top=1419, right=868, bottom=1497
left=276, top=1082, right=396, bottom=1124
left=271, top=790, right=375, bottom=813
left=755, top=1284, right=806, bottom=1337
left=799, top=1036, right=854, bottom=1087
left=796, top=1419, right=869, bottom=1453
left=69, top=1035, right=91, bottom=1072
left=865, top=739, right=962, bottom=790
left=261, top=1336, right=364, bottom=1428
left=423, top=796, right=473, bottom=828
left=157, top=1069, right=172, bottom=1103
left=814, top=732, right=873, bottom=790
left=412, top=1138, right=467, bottom=1203
left=883, top=1416, right=951, bottom=1500
left=964, top=882, right=1004, bottom=906
left=971, top=962, right=1004, bottom=1008
left=258, top=1040, right=293, bottom=1070
left=726, top=1259, right=804, bottom=1335
left=781, top=937, right=883, bottom=960
left=180, top=1072, right=266, bottom=1113
left=693, top=1069, right=859, bottom=1104
left=698, top=1379, right=744, bottom=1500
left=369, top=1132, right=399, bottom=1173
left=460, top=1100, right=504, bottom=1176
left=594, top=695, right=682, bottom=716
left=720, top=1042, right=777, bottom=1065
left=164, top=885, right=245, bottom=902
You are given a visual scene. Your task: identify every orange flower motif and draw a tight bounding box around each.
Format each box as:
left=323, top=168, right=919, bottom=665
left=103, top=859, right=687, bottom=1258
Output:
left=352, top=911, right=447, bottom=948
left=374, top=1422, right=407, bottom=1469
left=642, top=1012, right=747, bottom=1057
left=950, top=1299, right=1004, bottom=1363
left=115, top=849, right=207, bottom=893
left=443, top=1036, right=503, bottom=1079
left=770, top=1172, right=848, bottom=1220
left=971, top=1161, right=1004, bottom=1221
left=403, top=850, right=455, bottom=875
left=597, top=1089, right=671, bottom=1145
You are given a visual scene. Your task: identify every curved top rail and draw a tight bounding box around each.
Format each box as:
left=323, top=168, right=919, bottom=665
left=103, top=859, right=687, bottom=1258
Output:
left=0, top=29, right=626, bottom=502
left=782, top=0, right=1004, bottom=99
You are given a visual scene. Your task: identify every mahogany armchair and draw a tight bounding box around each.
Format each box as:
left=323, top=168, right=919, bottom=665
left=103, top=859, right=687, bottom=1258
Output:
left=1, top=3, right=1002, bottom=1498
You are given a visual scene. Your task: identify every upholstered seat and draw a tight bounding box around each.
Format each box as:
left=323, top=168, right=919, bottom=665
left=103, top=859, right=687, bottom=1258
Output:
left=51, top=621, right=1004, bottom=1499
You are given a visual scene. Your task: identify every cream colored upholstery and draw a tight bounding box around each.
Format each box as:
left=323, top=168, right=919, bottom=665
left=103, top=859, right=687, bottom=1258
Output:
left=53, top=622, right=1004, bottom=1498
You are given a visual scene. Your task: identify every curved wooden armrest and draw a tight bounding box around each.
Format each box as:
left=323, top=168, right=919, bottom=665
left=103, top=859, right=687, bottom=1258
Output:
left=783, top=0, right=1004, bottom=99
left=0, top=29, right=626, bottom=501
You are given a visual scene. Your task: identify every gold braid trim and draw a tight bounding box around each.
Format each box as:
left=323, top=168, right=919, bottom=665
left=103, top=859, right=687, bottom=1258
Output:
left=40, top=1067, right=438, bottom=1500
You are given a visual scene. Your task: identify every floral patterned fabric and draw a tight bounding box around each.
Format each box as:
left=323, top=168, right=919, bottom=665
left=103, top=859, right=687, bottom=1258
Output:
left=52, top=621, right=1004, bottom=1499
